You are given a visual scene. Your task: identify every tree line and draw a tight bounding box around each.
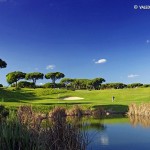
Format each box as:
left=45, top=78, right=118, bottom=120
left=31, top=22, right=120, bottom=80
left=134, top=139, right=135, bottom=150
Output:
left=0, top=58, right=150, bottom=90
left=6, top=71, right=65, bottom=89
left=7, top=71, right=106, bottom=90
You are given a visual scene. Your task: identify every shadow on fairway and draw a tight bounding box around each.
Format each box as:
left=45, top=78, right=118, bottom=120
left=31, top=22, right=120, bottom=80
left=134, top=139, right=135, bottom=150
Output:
left=36, top=102, right=92, bottom=105
left=0, top=88, right=37, bottom=102
left=92, top=104, right=128, bottom=113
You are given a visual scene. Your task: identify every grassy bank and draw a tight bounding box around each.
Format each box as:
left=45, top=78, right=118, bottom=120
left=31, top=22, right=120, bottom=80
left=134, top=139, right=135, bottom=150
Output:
left=0, top=87, right=150, bottom=112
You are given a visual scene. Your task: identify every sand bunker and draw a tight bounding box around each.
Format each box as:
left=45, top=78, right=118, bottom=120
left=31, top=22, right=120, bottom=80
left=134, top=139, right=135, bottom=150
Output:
left=62, top=97, right=84, bottom=100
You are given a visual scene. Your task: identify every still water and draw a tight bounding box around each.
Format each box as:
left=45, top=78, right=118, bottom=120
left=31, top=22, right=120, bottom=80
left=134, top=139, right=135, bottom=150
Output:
left=75, top=116, right=150, bottom=150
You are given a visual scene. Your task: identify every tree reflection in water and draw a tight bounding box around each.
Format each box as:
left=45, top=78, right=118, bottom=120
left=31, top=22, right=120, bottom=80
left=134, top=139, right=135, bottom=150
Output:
left=66, top=116, right=106, bottom=131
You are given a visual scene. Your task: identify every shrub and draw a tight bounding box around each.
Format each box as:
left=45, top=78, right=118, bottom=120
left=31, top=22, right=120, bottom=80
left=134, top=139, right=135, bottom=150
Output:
left=0, top=84, right=3, bottom=87
left=43, top=82, right=65, bottom=88
left=18, top=81, right=35, bottom=88
left=143, top=84, right=150, bottom=88
left=127, top=83, right=143, bottom=88
left=101, top=83, right=127, bottom=89
left=43, top=82, right=54, bottom=88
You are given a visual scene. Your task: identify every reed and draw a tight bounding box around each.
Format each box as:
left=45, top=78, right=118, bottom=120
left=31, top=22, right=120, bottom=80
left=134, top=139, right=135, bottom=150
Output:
left=0, top=111, right=36, bottom=150
left=49, top=106, right=66, bottom=118
left=17, top=105, right=47, bottom=130
left=0, top=106, right=88, bottom=150
left=66, top=105, right=84, bottom=117
left=128, top=103, right=150, bottom=116
left=0, top=105, right=9, bottom=121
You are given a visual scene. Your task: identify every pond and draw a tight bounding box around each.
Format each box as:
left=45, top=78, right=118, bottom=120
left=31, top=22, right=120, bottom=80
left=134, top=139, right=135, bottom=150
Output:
left=70, top=115, right=150, bottom=150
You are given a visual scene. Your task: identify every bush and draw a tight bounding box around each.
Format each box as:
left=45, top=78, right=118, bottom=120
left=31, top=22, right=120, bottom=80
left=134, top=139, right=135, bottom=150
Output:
left=56, top=83, right=65, bottom=88
left=127, top=83, right=143, bottom=88
left=43, top=82, right=54, bottom=88
left=101, top=83, right=127, bottom=89
left=0, top=84, right=3, bottom=87
left=143, top=84, right=150, bottom=88
left=18, top=81, right=35, bottom=88
left=43, top=83, right=65, bottom=88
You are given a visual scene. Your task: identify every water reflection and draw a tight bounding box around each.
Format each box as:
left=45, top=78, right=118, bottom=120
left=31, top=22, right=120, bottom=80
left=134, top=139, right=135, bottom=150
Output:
left=65, top=116, right=150, bottom=150
left=100, top=134, right=109, bottom=145
left=129, top=115, right=150, bottom=127
left=66, top=116, right=106, bottom=131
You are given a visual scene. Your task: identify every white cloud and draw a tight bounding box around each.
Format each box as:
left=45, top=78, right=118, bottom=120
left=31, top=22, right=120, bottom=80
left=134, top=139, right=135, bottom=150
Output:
left=146, top=40, right=150, bottom=44
left=128, top=74, right=139, bottom=78
left=95, top=59, right=107, bottom=64
left=46, top=65, right=55, bottom=70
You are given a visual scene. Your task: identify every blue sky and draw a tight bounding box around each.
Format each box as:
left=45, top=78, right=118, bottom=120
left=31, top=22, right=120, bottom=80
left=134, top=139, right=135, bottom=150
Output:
left=0, top=0, right=150, bottom=85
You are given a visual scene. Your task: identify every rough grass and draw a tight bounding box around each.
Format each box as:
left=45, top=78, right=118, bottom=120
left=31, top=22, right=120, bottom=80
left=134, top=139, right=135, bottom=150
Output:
left=0, top=87, right=150, bottom=112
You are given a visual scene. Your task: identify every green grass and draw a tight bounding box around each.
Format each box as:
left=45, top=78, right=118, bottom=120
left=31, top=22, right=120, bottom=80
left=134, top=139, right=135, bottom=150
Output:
left=0, top=87, right=150, bottom=112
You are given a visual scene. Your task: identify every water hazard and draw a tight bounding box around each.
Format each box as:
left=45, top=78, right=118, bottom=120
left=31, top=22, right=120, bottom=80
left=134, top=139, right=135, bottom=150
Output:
left=69, top=115, right=150, bottom=150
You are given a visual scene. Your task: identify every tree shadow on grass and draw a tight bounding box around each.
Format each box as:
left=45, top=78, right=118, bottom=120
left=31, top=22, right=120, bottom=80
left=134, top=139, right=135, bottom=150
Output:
left=22, top=97, right=57, bottom=101
left=92, top=104, right=128, bottom=113
left=0, top=88, right=91, bottom=104
left=0, top=88, right=37, bottom=102
left=36, top=102, right=92, bottom=105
